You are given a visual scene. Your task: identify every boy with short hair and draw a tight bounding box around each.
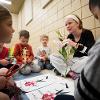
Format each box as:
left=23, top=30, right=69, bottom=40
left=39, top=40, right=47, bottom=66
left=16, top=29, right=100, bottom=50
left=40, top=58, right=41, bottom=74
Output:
left=14, top=30, right=41, bottom=75
left=36, top=34, right=54, bottom=70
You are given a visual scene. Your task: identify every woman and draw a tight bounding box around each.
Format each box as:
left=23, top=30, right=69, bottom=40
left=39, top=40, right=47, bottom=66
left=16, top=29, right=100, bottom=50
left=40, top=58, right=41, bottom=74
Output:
left=64, top=14, right=95, bottom=57
left=50, top=14, right=95, bottom=78
left=55, top=0, right=100, bottom=99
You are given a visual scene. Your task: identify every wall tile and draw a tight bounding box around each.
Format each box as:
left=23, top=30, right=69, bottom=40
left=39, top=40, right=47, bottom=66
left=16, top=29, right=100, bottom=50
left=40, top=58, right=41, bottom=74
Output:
left=63, top=5, right=72, bottom=17
left=82, top=16, right=95, bottom=29
left=96, top=28, right=100, bottom=39
left=81, top=0, right=88, bottom=7
left=72, top=0, right=81, bottom=12
left=82, top=5, right=92, bottom=18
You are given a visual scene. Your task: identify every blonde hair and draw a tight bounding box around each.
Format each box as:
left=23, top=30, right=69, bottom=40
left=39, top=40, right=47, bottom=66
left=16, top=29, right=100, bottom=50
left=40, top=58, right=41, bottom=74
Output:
left=65, top=14, right=83, bottom=29
left=40, top=34, right=49, bottom=40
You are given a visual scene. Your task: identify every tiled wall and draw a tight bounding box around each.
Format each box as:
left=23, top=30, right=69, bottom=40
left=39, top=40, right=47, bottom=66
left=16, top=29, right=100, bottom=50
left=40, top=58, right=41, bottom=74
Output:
left=16, top=0, right=100, bottom=53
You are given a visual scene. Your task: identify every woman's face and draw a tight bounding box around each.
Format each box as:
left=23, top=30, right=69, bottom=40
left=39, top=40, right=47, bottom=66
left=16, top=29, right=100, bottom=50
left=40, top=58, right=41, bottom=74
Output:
left=0, top=17, right=14, bottom=43
left=65, top=19, right=80, bottom=34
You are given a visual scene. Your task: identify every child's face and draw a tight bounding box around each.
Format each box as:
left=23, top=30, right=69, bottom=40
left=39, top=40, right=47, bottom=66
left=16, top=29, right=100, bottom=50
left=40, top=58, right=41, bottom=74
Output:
left=19, top=36, right=29, bottom=45
left=0, top=17, right=15, bottom=43
left=41, top=37, right=48, bottom=46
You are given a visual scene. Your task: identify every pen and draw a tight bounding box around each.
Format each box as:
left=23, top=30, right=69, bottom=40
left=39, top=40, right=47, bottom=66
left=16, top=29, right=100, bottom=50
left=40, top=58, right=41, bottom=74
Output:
left=56, top=89, right=63, bottom=95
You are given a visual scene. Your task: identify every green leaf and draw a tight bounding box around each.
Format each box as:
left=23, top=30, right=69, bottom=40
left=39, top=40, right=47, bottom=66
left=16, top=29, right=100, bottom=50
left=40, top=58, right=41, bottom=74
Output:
left=55, top=30, right=75, bottom=61
left=56, top=31, right=63, bottom=41
left=62, top=47, right=67, bottom=60
left=56, top=31, right=62, bottom=37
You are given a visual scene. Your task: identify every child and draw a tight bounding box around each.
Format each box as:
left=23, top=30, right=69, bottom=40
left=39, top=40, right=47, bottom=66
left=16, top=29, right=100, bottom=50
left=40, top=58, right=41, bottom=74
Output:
left=0, top=4, right=18, bottom=100
left=36, top=34, right=54, bottom=70
left=14, top=30, right=41, bottom=75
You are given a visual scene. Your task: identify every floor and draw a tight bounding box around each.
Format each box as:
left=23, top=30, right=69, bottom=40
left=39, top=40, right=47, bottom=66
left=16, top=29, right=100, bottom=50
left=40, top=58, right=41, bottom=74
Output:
left=13, top=69, right=55, bottom=81
left=14, top=69, right=75, bottom=100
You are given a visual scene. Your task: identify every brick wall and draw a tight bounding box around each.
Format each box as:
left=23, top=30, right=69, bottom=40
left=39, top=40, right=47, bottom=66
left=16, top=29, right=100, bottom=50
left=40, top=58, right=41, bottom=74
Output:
left=17, top=0, right=100, bottom=53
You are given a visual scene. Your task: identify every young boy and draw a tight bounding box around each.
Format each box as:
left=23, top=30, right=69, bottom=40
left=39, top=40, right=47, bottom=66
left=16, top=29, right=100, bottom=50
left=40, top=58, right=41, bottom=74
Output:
left=36, top=34, right=54, bottom=70
left=14, top=30, right=41, bottom=75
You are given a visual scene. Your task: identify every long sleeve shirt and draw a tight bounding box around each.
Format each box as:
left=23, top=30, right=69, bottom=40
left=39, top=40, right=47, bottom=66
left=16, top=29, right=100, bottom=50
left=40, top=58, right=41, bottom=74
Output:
left=36, top=45, right=51, bottom=59
left=0, top=47, right=9, bottom=68
left=0, top=47, right=8, bottom=59
left=14, top=43, right=34, bottom=63
left=67, top=29, right=95, bottom=57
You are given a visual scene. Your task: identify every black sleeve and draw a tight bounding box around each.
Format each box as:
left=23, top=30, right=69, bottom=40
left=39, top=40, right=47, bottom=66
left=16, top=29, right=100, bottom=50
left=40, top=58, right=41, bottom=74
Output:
left=77, top=29, right=95, bottom=53
left=84, top=29, right=95, bottom=52
left=67, top=34, right=75, bottom=41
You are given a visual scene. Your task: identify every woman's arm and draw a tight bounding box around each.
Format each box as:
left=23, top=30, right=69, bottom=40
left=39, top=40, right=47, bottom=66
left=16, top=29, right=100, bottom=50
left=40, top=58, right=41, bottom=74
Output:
left=67, top=29, right=95, bottom=54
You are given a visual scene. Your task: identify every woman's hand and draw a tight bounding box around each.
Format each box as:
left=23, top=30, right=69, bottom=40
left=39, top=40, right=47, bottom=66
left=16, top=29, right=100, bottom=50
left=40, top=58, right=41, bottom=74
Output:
left=0, top=59, right=9, bottom=66
left=62, top=39, right=77, bottom=47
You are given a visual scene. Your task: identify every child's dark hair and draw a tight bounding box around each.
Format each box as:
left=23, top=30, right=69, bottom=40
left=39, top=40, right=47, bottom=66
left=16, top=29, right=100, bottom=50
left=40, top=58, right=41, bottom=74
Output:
left=19, top=30, right=30, bottom=39
left=89, top=0, right=100, bottom=11
left=0, top=5, right=11, bottom=22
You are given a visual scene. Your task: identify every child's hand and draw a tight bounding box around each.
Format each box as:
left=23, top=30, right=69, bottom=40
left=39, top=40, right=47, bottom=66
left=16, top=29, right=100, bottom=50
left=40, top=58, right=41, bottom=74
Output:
left=9, top=58, right=14, bottom=63
left=40, top=56, right=46, bottom=61
left=22, top=59, right=27, bottom=64
left=0, top=59, right=9, bottom=66
left=27, top=59, right=32, bottom=64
